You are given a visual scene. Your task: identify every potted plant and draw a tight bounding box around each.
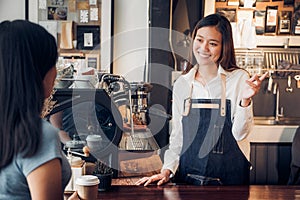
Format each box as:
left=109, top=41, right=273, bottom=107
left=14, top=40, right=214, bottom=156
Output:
left=93, top=160, right=113, bottom=191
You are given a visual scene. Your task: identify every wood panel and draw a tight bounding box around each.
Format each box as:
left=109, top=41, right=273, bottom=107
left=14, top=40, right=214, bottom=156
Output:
left=64, top=185, right=300, bottom=200
left=278, top=144, right=292, bottom=184
left=268, top=145, right=279, bottom=184
left=250, top=143, right=292, bottom=185
left=255, top=144, right=268, bottom=184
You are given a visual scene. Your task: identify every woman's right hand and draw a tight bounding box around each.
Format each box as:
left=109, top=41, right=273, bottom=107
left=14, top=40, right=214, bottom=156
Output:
left=135, top=169, right=171, bottom=186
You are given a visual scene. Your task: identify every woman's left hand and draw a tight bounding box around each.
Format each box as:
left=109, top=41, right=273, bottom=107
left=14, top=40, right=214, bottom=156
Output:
left=241, top=72, right=268, bottom=104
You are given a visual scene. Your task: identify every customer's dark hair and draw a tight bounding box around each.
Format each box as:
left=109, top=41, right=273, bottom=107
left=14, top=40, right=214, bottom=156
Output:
left=183, top=13, right=239, bottom=74
left=0, top=20, right=58, bottom=168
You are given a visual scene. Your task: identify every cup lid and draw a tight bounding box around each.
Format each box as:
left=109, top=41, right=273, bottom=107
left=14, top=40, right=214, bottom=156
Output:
left=75, top=175, right=100, bottom=186
left=86, top=135, right=102, bottom=141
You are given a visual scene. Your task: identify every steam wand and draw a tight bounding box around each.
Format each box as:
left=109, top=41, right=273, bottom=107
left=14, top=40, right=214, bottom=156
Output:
left=67, top=146, right=90, bottom=158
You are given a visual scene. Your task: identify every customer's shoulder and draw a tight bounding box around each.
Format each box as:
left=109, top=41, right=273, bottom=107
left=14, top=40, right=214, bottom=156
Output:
left=41, top=119, right=59, bottom=140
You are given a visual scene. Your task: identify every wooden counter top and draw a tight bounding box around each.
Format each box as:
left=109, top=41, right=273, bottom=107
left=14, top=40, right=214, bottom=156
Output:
left=65, top=184, right=300, bottom=200
left=64, top=148, right=300, bottom=199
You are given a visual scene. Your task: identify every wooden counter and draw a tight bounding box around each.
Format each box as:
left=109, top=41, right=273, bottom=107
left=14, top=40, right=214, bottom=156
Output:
left=65, top=184, right=300, bottom=200
left=249, top=125, right=299, bottom=184
left=64, top=154, right=300, bottom=200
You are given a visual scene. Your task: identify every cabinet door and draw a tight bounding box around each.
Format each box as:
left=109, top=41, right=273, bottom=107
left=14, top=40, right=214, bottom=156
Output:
left=250, top=143, right=292, bottom=185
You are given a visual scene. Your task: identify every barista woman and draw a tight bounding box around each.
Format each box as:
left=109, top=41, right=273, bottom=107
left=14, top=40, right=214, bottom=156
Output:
left=136, top=13, right=267, bottom=186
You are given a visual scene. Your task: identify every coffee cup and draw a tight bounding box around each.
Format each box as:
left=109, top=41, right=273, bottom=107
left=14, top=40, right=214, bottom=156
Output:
left=86, top=134, right=102, bottom=150
left=75, top=175, right=99, bottom=200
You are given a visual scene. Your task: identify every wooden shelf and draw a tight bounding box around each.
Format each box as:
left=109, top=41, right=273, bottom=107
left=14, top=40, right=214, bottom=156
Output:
left=256, top=35, right=300, bottom=46
left=211, top=0, right=300, bottom=47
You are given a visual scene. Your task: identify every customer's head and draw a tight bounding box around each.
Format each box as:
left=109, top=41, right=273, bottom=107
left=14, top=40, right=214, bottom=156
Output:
left=0, top=20, right=58, bottom=168
left=185, top=13, right=238, bottom=73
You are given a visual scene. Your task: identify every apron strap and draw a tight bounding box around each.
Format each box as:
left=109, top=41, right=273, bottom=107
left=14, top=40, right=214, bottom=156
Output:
left=220, top=74, right=226, bottom=117
left=182, top=84, right=193, bottom=116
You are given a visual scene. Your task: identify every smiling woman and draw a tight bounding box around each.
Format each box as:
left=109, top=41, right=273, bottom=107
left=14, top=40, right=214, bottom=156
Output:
left=136, top=13, right=267, bottom=187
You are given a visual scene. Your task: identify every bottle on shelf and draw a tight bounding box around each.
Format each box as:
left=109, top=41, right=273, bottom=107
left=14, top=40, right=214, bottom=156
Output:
left=292, top=5, right=300, bottom=35
left=278, top=11, right=291, bottom=34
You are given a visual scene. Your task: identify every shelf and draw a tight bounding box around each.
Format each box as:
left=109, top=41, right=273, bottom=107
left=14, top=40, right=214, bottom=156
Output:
left=256, top=35, right=300, bottom=47
left=208, top=0, right=300, bottom=47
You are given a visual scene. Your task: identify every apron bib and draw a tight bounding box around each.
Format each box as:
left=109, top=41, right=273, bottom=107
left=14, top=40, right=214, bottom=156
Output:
left=175, top=74, right=250, bottom=185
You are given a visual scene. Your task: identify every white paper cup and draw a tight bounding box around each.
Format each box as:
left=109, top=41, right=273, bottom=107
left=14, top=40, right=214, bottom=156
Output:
left=75, top=175, right=99, bottom=200
left=86, top=135, right=102, bottom=150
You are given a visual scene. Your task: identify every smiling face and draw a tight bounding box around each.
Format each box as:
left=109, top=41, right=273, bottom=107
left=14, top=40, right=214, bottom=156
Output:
left=192, top=26, right=222, bottom=66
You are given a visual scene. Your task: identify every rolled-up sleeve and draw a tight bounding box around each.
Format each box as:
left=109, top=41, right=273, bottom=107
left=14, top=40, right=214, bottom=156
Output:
left=230, top=71, right=254, bottom=161
left=232, top=102, right=254, bottom=141
left=231, top=71, right=254, bottom=142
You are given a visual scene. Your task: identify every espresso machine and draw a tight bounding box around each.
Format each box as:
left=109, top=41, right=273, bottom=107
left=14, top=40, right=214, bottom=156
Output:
left=129, top=82, right=152, bottom=126
left=97, top=73, right=160, bottom=151
left=97, top=73, right=152, bottom=127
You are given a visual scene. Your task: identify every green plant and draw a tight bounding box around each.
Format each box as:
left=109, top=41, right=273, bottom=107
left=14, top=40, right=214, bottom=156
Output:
left=93, top=160, right=113, bottom=175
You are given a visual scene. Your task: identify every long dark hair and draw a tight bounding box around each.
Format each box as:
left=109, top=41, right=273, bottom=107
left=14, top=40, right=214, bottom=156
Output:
left=183, top=13, right=239, bottom=74
left=0, top=20, right=58, bottom=169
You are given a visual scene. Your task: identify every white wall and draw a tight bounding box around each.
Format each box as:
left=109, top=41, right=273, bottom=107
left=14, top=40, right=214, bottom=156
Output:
left=101, top=1, right=113, bottom=72
left=204, top=1, right=214, bottom=17
left=28, top=0, right=38, bottom=23
left=113, top=0, right=149, bottom=82
left=0, top=0, right=26, bottom=22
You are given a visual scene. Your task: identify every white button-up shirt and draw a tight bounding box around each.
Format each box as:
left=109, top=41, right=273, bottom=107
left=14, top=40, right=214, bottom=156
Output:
left=162, top=65, right=254, bottom=174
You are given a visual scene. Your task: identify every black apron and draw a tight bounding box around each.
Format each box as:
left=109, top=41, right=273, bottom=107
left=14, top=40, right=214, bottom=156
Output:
left=175, top=74, right=250, bottom=185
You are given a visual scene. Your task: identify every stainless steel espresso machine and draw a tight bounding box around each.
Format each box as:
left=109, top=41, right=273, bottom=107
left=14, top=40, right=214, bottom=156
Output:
left=129, top=82, right=152, bottom=126
left=97, top=73, right=151, bottom=126
left=97, top=73, right=159, bottom=152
